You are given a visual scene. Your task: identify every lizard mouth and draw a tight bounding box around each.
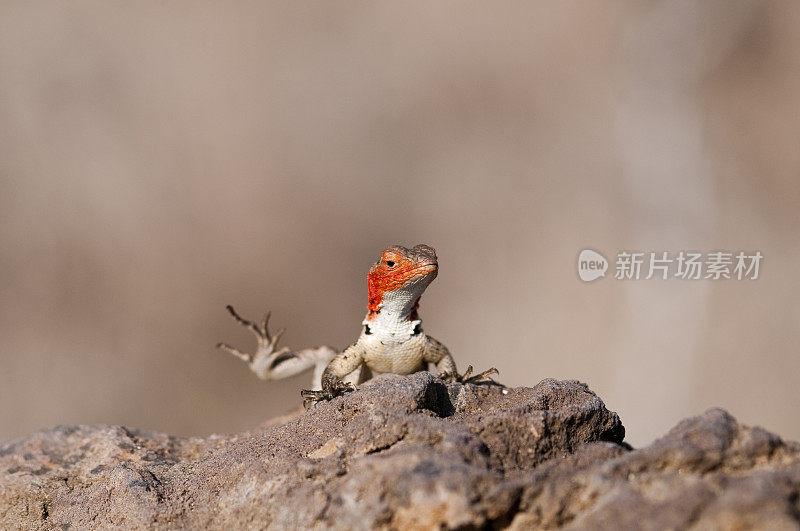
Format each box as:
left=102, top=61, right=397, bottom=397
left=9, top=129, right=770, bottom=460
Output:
left=367, top=263, right=438, bottom=316
left=406, top=251, right=438, bottom=277
left=408, top=263, right=437, bottom=276
left=396, top=262, right=438, bottom=287
left=382, top=264, right=437, bottom=289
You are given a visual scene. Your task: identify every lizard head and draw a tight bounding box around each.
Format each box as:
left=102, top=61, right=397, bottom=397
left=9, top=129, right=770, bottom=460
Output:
left=366, top=244, right=438, bottom=320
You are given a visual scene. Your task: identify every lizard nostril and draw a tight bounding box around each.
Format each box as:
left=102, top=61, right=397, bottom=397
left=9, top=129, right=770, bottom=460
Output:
left=386, top=261, right=395, bottom=267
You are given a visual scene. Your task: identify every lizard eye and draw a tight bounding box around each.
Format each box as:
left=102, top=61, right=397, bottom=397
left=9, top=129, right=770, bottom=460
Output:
left=385, top=260, right=395, bottom=268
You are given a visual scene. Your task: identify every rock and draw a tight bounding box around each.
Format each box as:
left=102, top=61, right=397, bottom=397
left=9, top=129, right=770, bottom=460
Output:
left=0, top=373, right=798, bottom=529
left=510, top=408, right=800, bottom=530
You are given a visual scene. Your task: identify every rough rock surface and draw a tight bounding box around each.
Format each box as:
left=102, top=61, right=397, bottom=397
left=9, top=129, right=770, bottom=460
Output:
left=1, top=372, right=798, bottom=529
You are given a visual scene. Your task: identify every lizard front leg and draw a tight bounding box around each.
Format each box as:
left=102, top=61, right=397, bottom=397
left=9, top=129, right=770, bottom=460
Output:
left=422, top=335, right=498, bottom=384
left=301, top=341, right=366, bottom=405
left=217, top=305, right=336, bottom=390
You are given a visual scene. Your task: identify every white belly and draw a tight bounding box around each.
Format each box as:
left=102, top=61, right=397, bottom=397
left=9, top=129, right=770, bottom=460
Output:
left=362, top=333, right=427, bottom=375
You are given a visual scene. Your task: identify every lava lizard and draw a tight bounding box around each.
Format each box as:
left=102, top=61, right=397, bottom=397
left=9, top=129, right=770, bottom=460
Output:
left=217, top=244, right=497, bottom=404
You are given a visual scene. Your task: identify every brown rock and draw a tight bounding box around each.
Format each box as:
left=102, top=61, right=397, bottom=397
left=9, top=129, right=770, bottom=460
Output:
left=0, top=373, right=797, bottom=529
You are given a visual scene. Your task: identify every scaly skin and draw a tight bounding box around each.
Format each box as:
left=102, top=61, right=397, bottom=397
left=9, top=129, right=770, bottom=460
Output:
left=218, top=244, right=497, bottom=405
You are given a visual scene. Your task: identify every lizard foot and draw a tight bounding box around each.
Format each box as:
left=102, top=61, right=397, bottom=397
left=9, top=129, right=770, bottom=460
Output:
left=458, top=365, right=499, bottom=385
left=216, top=305, right=290, bottom=380
left=300, top=382, right=356, bottom=407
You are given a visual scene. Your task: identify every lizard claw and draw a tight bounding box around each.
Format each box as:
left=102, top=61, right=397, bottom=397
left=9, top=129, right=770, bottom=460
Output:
left=438, top=370, right=458, bottom=384
left=300, top=389, right=332, bottom=407
left=301, top=381, right=355, bottom=407
left=458, top=365, right=499, bottom=385
left=218, top=304, right=297, bottom=379
left=438, top=366, right=498, bottom=385
left=217, top=342, right=253, bottom=362
left=224, top=305, right=283, bottom=350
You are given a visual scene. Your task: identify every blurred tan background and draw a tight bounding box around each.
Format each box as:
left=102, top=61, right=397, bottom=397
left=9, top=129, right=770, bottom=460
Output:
left=1, top=1, right=798, bottom=447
